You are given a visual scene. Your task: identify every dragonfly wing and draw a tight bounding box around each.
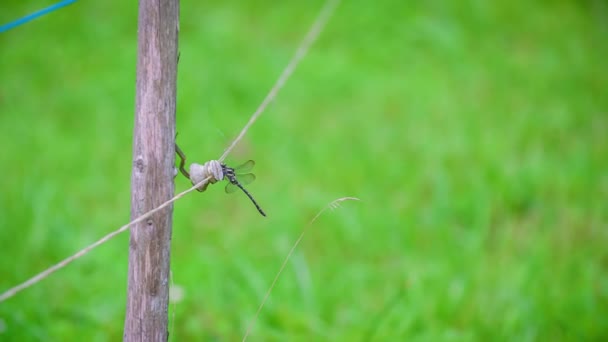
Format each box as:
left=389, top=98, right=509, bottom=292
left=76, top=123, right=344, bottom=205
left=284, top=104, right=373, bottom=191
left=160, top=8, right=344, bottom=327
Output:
left=233, top=160, right=255, bottom=173
left=225, top=182, right=239, bottom=194
left=236, top=173, right=255, bottom=186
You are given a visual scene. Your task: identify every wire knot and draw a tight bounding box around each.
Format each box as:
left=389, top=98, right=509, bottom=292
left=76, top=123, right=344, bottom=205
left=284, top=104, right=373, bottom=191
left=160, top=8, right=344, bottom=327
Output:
left=189, top=160, right=223, bottom=192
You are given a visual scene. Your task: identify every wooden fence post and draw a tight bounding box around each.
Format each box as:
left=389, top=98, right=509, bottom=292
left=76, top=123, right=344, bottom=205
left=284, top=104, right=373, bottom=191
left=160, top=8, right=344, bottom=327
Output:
left=124, top=0, right=179, bottom=340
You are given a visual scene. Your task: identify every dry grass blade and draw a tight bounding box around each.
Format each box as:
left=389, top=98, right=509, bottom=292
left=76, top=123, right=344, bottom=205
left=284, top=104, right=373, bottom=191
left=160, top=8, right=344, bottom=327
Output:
left=241, top=196, right=360, bottom=341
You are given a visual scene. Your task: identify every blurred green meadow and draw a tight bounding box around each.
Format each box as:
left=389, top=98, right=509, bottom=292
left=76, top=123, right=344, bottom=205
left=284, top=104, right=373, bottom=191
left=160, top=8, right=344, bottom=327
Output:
left=1, top=0, right=607, bottom=340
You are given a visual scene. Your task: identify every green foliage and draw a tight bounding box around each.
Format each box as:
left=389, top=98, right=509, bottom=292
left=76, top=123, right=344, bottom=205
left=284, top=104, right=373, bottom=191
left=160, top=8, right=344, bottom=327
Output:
left=1, top=0, right=607, bottom=340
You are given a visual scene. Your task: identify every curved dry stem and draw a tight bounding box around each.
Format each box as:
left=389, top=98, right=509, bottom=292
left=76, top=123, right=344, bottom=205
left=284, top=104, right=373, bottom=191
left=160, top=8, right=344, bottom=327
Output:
left=241, top=196, right=360, bottom=341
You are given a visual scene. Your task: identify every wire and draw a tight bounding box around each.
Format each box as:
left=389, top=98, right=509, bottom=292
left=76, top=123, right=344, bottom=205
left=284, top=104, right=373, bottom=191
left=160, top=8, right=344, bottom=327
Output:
left=0, top=177, right=211, bottom=302
left=219, top=0, right=341, bottom=162
left=0, top=0, right=78, bottom=33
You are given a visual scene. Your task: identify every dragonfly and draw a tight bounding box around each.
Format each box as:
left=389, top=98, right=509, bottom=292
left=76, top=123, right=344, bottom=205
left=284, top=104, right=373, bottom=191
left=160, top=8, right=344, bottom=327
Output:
left=222, top=160, right=266, bottom=217
left=175, top=143, right=266, bottom=216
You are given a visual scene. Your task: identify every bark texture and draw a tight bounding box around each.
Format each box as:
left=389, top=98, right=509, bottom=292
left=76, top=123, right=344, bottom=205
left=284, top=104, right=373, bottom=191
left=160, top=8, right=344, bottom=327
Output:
left=124, top=0, right=179, bottom=340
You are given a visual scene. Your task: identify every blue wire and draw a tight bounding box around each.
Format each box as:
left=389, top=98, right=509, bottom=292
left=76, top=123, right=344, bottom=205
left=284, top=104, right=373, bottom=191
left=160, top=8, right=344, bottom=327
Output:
left=0, top=0, right=78, bottom=33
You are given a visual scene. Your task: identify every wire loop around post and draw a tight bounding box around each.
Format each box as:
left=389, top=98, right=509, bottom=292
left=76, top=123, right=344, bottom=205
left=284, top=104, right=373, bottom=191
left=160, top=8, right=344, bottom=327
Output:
left=189, top=160, right=223, bottom=192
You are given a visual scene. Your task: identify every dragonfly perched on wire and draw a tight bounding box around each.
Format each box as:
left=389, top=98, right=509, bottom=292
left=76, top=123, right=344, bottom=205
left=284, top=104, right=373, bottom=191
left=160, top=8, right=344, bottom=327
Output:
left=175, top=144, right=266, bottom=217
left=221, top=160, right=266, bottom=217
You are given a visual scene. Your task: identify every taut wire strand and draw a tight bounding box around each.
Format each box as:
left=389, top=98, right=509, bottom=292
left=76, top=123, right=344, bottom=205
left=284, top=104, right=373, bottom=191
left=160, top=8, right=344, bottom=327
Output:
left=219, top=0, right=341, bottom=162
left=0, top=0, right=78, bottom=33
left=0, top=177, right=210, bottom=303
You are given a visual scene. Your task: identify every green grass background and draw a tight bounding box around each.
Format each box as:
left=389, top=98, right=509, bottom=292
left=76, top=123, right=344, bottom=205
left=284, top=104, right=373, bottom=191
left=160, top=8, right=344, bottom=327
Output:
left=1, top=0, right=607, bottom=340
